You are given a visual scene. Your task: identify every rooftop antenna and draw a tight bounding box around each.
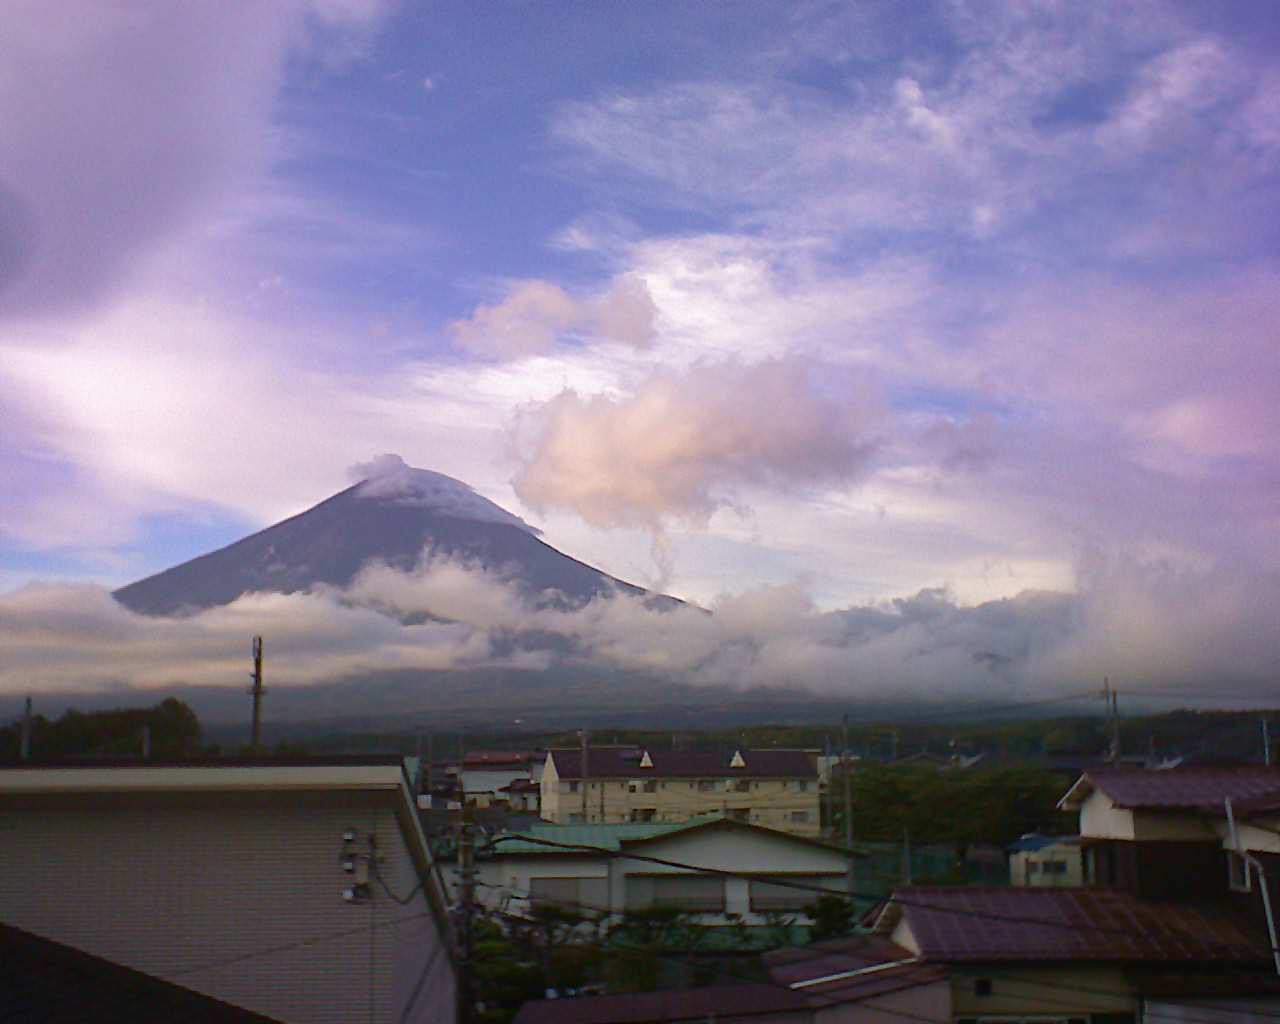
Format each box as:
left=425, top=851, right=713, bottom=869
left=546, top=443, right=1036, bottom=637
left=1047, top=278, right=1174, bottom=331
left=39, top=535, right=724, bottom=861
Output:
left=249, top=636, right=265, bottom=754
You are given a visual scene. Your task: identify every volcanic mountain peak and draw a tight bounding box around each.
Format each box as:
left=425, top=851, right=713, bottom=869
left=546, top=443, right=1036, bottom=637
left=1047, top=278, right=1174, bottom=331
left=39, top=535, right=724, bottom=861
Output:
left=112, top=458, right=658, bottom=616
left=352, top=455, right=537, bottom=534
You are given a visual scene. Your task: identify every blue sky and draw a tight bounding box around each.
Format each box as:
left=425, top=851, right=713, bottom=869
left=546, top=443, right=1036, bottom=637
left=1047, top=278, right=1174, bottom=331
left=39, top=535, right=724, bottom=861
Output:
left=2, top=1, right=1279, bottom=705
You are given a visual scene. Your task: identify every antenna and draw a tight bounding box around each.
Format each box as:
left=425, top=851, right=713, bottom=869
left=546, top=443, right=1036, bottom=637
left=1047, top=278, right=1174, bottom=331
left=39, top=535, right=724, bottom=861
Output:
left=248, top=636, right=265, bottom=753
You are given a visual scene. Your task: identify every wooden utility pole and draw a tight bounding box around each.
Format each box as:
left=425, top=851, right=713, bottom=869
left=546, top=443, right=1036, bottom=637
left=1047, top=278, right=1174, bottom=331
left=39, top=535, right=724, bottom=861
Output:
left=457, top=802, right=476, bottom=1023
left=19, top=696, right=32, bottom=761
left=1264, top=716, right=1271, bottom=767
left=842, top=714, right=854, bottom=897
left=248, top=636, right=265, bottom=753
left=1104, top=678, right=1120, bottom=764
left=580, top=727, right=590, bottom=823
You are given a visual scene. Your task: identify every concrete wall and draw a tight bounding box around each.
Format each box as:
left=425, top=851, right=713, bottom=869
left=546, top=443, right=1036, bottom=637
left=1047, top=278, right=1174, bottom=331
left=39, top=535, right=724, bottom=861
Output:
left=0, top=789, right=454, bottom=1024
left=541, top=763, right=820, bottom=836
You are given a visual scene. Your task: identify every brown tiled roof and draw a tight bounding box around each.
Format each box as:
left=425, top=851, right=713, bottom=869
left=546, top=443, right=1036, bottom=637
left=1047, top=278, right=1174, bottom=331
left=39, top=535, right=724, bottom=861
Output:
left=888, top=886, right=1270, bottom=964
left=548, top=748, right=816, bottom=780
left=1064, top=766, right=1280, bottom=813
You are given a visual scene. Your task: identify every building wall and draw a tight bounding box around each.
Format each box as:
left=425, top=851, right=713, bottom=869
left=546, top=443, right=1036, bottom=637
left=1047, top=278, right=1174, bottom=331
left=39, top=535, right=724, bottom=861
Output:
left=479, top=824, right=848, bottom=927
left=540, top=759, right=820, bottom=836
left=1010, top=843, right=1083, bottom=886
left=0, top=789, right=454, bottom=1024
left=949, top=965, right=1136, bottom=1017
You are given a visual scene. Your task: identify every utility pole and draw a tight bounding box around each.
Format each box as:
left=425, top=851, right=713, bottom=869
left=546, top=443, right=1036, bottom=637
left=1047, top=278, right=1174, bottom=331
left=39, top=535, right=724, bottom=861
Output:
left=140, top=724, right=151, bottom=761
left=842, top=714, right=854, bottom=898
left=248, top=636, right=265, bottom=753
left=580, top=727, right=590, bottom=823
left=457, top=801, right=476, bottom=1023
left=19, top=696, right=32, bottom=761
left=1105, top=678, right=1120, bottom=764
left=1264, top=717, right=1272, bottom=767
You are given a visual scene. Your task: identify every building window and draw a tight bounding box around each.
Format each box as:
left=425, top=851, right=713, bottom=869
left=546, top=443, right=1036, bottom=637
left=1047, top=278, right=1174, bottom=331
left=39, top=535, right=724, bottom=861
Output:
left=749, top=876, right=843, bottom=912
left=627, top=875, right=725, bottom=912
left=529, top=876, right=608, bottom=914
left=1229, top=850, right=1253, bottom=892
left=1042, top=860, right=1067, bottom=875
left=733, top=779, right=751, bottom=793
left=729, top=808, right=750, bottom=822
left=697, top=780, right=716, bottom=792
left=790, top=811, right=809, bottom=824
left=631, top=808, right=656, bottom=822
left=567, top=781, right=579, bottom=794
left=797, top=780, right=809, bottom=792
left=643, top=780, right=657, bottom=793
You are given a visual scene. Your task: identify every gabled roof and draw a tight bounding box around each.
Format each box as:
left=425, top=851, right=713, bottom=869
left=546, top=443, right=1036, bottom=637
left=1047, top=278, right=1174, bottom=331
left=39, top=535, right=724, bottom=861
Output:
left=876, top=886, right=1270, bottom=964
left=1058, top=766, right=1280, bottom=814
left=547, top=748, right=816, bottom=779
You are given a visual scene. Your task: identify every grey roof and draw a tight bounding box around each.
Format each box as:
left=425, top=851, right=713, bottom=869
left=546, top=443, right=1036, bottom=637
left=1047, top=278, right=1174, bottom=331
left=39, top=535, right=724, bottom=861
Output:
left=548, top=748, right=816, bottom=779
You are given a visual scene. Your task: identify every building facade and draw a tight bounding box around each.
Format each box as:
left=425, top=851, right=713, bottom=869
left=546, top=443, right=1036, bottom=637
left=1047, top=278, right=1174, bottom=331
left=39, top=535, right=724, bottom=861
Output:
left=540, top=747, right=821, bottom=836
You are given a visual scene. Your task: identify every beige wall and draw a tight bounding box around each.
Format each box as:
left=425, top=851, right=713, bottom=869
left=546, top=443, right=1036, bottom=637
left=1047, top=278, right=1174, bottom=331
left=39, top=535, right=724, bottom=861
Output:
left=0, top=789, right=454, bottom=1024
left=1078, top=789, right=1216, bottom=842
left=950, top=965, right=1136, bottom=1017
left=540, top=756, right=820, bottom=836
left=1010, top=843, right=1083, bottom=886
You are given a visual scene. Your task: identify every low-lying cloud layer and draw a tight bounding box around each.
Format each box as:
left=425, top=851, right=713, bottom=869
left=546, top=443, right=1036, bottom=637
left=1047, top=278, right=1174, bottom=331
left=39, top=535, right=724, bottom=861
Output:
left=4, top=547, right=1277, bottom=713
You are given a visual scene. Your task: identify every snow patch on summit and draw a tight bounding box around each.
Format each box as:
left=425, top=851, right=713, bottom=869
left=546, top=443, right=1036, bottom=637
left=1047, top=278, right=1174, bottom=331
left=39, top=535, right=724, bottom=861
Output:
left=348, top=454, right=539, bottom=534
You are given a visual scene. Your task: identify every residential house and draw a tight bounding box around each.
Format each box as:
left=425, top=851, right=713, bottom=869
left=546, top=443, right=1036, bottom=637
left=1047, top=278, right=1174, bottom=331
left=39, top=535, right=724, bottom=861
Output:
left=478, top=814, right=850, bottom=928
left=858, top=765, right=1280, bottom=1022
left=0, top=758, right=456, bottom=1023
left=1008, top=833, right=1084, bottom=887
left=540, top=747, right=821, bottom=836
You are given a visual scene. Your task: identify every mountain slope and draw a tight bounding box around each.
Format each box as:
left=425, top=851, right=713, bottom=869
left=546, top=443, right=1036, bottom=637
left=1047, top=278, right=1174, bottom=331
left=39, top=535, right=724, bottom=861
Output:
left=113, top=467, right=658, bottom=616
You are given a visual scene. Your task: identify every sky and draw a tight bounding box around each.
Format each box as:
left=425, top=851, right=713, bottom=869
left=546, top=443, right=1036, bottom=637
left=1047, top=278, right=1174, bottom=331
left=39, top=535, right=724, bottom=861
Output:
left=2, top=1, right=1279, bottom=712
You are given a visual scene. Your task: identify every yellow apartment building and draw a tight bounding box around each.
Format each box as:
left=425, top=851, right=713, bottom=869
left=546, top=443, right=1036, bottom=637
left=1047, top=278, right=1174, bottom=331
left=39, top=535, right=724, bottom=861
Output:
left=540, top=747, right=821, bottom=837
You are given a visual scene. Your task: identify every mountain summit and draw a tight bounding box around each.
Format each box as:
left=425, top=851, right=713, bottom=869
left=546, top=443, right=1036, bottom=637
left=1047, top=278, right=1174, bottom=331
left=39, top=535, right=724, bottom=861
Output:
left=113, top=458, right=655, bottom=616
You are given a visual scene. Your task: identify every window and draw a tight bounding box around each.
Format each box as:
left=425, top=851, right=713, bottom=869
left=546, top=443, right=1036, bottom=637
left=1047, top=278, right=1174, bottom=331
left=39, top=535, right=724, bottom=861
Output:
left=1043, top=860, right=1067, bottom=875
left=566, top=781, right=579, bottom=794
left=529, top=876, right=608, bottom=914
left=733, top=779, right=751, bottom=793
left=643, top=779, right=657, bottom=793
left=697, top=780, right=716, bottom=792
left=797, top=781, right=809, bottom=792
left=1229, top=850, right=1252, bottom=892
left=729, top=808, right=750, bottom=822
left=789, top=811, right=809, bottom=824
left=630, top=808, right=656, bottom=822
left=627, top=875, right=725, bottom=912
left=749, top=876, right=843, bottom=912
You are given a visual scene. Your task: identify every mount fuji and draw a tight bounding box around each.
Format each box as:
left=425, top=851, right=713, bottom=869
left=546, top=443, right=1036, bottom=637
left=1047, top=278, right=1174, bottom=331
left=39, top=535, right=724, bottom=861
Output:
left=114, top=459, right=665, bottom=616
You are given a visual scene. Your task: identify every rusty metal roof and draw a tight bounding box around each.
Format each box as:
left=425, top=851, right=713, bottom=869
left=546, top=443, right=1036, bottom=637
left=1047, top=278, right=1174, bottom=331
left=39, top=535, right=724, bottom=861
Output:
left=890, top=886, right=1271, bottom=964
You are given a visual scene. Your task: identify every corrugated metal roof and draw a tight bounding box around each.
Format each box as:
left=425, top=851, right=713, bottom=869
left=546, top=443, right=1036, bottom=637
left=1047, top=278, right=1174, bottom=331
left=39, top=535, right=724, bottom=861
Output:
left=893, top=886, right=1270, bottom=963
left=1063, top=766, right=1280, bottom=812
left=486, top=815, right=724, bottom=855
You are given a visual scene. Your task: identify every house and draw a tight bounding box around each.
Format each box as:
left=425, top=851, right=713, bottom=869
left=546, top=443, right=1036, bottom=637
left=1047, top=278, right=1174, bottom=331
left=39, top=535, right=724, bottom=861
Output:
left=1008, top=833, right=1084, bottom=887
left=478, top=814, right=851, bottom=928
left=856, top=765, right=1280, bottom=1022
left=540, top=747, right=821, bottom=836
left=0, top=758, right=456, bottom=1023
left=502, top=776, right=541, bottom=813
left=868, top=884, right=1275, bottom=1022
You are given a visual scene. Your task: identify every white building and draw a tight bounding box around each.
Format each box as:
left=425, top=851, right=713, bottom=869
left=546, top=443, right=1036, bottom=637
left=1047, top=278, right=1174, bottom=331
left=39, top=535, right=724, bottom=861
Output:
left=0, top=759, right=456, bottom=1023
